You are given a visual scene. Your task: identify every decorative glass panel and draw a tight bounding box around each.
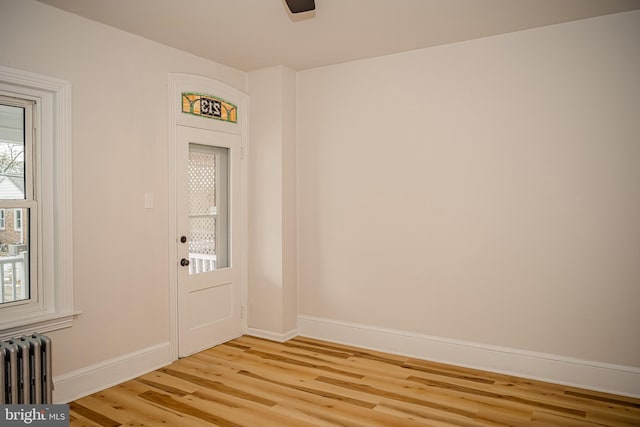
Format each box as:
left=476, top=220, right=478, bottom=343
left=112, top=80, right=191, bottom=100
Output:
left=182, top=92, right=238, bottom=123
left=188, top=144, right=229, bottom=273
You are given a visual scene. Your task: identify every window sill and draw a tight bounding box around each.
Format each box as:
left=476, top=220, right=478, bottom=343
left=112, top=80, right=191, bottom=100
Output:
left=0, top=310, right=81, bottom=341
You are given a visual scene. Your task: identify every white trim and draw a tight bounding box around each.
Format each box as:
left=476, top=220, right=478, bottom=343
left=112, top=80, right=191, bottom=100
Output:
left=168, top=73, right=248, bottom=360
left=0, top=65, right=76, bottom=335
left=298, top=315, right=640, bottom=398
left=168, top=77, right=179, bottom=360
left=53, top=342, right=173, bottom=404
left=246, top=327, right=298, bottom=343
left=0, top=310, right=80, bottom=341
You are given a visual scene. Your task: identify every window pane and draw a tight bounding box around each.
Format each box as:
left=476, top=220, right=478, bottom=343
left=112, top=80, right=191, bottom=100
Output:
left=0, top=207, right=29, bottom=304
left=187, top=144, right=229, bottom=274
left=0, top=104, right=25, bottom=199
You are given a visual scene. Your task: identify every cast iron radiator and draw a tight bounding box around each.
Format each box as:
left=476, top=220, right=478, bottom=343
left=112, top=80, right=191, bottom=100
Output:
left=0, top=334, right=53, bottom=404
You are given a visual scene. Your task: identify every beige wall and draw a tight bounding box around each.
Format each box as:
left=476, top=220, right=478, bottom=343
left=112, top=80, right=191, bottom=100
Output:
left=297, top=10, right=640, bottom=367
left=247, top=66, right=297, bottom=335
left=248, top=67, right=284, bottom=333
left=0, top=0, right=245, bottom=378
left=282, top=66, right=298, bottom=334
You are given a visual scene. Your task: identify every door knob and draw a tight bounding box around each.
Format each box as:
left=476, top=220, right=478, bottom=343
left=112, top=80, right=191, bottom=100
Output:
left=180, top=236, right=187, bottom=243
left=180, top=258, right=190, bottom=266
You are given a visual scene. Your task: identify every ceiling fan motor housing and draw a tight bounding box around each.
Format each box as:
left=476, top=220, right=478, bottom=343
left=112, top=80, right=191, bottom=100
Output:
left=285, top=0, right=316, bottom=14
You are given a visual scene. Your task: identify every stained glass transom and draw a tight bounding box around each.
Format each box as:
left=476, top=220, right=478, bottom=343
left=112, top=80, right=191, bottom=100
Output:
left=182, top=92, right=237, bottom=123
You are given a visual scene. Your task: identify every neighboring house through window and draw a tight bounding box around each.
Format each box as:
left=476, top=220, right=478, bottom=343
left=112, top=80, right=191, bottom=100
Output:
left=13, top=208, right=22, bottom=231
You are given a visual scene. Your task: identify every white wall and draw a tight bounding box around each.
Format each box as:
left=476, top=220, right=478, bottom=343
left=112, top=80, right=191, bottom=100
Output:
left=0, top=0, right=245, bottom=400
left=247, top=66, right=297, bottom=338
left=298, top=9, right=640, bottom=374
left=282, top=66, right=298, bottom=335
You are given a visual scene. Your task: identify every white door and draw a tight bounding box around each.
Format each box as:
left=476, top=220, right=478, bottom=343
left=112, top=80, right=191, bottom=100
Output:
left=177, top=125, right=242, bottom=357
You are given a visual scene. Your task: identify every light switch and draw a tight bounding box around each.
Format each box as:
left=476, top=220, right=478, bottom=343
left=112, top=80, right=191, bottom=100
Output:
left=144, top=192, right=153, bottom=209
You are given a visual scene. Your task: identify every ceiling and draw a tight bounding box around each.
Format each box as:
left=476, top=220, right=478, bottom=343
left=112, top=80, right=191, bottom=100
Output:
left=36, top=0, right=640, bottom=71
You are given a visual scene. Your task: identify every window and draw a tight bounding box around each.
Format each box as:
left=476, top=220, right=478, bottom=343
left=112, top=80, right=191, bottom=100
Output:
left=0, top=98, right=32, bottom=307
left=0, top=65, right=75, bottom=339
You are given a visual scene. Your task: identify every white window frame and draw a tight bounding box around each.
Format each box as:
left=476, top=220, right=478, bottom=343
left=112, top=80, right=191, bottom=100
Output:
left=0, top=65, right=77, bottom=339
left=0, top=209, right=5, bottom=230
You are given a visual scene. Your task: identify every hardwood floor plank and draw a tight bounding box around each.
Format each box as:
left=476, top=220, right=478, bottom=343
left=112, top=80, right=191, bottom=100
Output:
left=175, top=357, right=369, bottom=427
left=69, top=336, right=640, bottom=426
left=245, top=348, right=365, bottom=379
left=336, top=354, right=418, bottom=380
left=70, top=402, right=122, bottom=427
left=182, top=353, right=361, bottom=410
left=101, top=379, right=214, bottom=427
left=402, top=362, right=495, bottom=385
left=530, top=410, right=611, bottom=426
left=271, top=394, right=425, bottom=427
left=584, top=410, right=640, bottom=427
left=565, top=389, right=640, bottom=409
left=287, top=337, right=410, bottom=365
left=374, top=402, right=486, bottom=427
left=237, top=369, right=376, bottom=409
left=176, top=389, right=317, bottom=427
left=139, top=390, right=241, bottom=426
left=135, top=377, right=191, bottom=397
left=358, top=370, right=533, bottom=422
left=280, top=342, right=354, bottom=359
left=407, top=375, right=586, bottom=417
left=159, top=367, right=279, bottom=407
left=220, top=338, right=362, bottom=381
left=71, top=387, right=150, bottom=427
left=269, top=403, right=360, bottom=427
left=69, top=414, right=104, bottom=427
left=316, top=375, right=478, bottom=420
left=201, top=345, right=323, bottom=381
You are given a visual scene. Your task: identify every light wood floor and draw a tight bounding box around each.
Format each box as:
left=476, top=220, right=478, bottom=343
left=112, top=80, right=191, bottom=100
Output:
left=69, top=335, right=640, bottom=426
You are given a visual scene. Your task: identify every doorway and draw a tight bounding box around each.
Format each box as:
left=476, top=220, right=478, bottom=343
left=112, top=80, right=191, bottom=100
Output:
left=169, top=74, right=247, bottom=358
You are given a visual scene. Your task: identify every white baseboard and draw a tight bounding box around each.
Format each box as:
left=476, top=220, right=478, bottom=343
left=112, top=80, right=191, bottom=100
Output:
left=298, top=315, right=640, bottom=398
left=53, top=342, right=173, bottom=403
left=246, top=327, right=299, bottom=342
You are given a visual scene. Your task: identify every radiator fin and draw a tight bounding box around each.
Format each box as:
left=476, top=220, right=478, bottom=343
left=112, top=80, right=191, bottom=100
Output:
left=0, top=333, right=52, bottom=404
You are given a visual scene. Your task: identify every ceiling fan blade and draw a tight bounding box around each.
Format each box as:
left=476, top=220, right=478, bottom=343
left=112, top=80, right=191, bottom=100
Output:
left=285, top=0, right=315, bottom=14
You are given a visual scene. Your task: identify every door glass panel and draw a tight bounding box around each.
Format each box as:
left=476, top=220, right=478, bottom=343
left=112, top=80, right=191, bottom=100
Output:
left=188, top=144, right=229, bottom=273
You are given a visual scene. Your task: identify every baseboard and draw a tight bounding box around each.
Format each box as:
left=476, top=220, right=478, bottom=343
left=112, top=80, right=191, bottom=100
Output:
left=298, top=315, right=640, bottom=398
left=246, top=327, right=299, bottom=342
left=53, top=342, right=173, bottom=403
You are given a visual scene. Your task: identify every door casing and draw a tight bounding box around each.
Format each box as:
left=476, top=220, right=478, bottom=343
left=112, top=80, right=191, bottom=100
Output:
left=168, top=73, right=248, bottom=360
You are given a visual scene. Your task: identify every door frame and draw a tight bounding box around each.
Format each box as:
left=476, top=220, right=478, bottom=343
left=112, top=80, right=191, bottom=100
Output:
left=168, top=73, right=248, bottom=360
